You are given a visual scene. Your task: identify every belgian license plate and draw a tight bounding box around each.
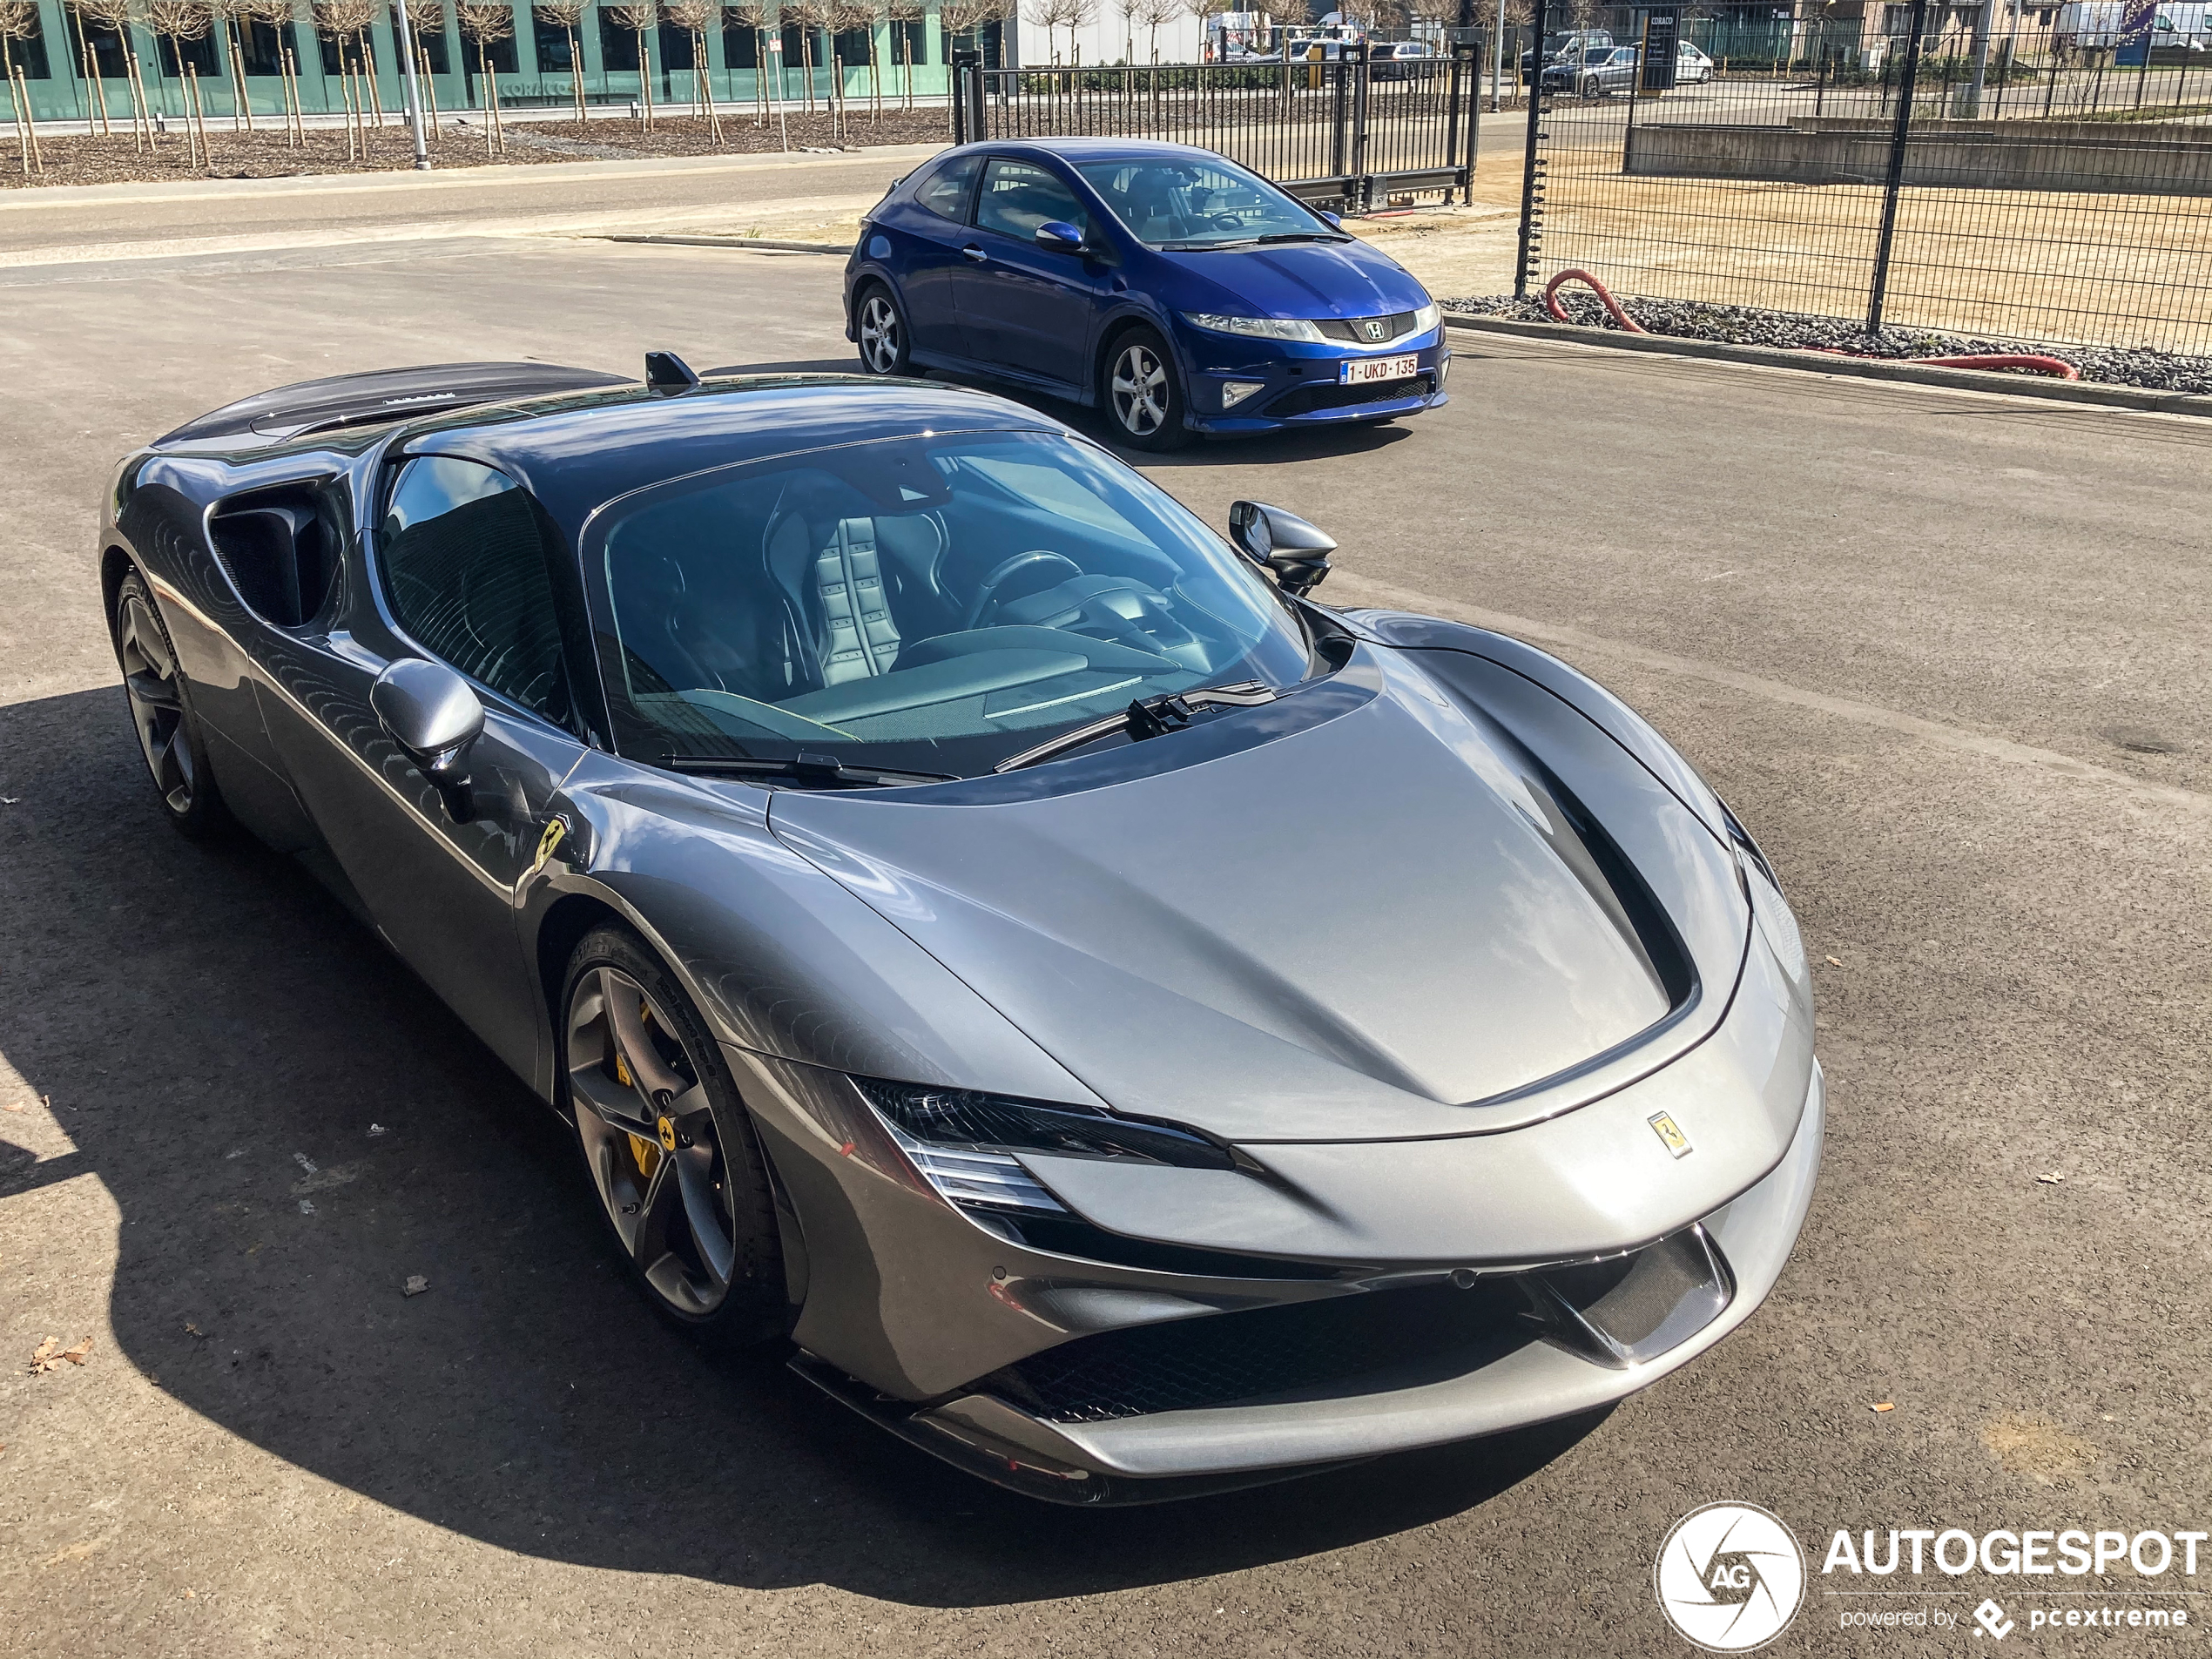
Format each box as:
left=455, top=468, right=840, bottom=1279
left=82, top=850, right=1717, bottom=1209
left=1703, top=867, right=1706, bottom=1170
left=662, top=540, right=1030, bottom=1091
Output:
left=1340, top=353, right=1419, bottom=385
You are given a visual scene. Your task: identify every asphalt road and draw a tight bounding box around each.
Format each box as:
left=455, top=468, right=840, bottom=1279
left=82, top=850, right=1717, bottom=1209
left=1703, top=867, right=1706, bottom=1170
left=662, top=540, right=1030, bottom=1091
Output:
left=1, top=172, right=2207, bottom=1657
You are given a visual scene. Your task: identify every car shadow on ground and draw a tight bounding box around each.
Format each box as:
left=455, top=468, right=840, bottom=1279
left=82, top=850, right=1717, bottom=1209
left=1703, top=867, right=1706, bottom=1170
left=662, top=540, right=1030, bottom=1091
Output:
left=0, top=685, right=1605, bottom=1604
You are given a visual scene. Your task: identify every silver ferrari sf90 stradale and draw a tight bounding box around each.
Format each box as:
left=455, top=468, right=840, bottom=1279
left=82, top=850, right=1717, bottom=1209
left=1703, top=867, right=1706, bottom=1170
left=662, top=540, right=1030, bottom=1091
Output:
left=104, top=358, right=1820, bottom=1503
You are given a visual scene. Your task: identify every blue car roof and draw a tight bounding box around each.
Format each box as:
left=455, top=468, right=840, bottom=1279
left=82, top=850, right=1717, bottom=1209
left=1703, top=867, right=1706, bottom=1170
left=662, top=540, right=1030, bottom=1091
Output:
left=959, top=137, right=1236, bottom=165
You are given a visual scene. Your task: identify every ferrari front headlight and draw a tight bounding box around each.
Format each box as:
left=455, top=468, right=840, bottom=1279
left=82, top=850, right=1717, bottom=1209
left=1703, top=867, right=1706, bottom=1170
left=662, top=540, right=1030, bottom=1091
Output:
left=852, top=1078, right=1231, bottom=1217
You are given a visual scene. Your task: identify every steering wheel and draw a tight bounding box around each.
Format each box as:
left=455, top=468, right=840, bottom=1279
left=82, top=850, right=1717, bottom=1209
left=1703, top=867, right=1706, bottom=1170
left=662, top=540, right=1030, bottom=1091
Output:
left=964, top=550, right=1083, bottom=631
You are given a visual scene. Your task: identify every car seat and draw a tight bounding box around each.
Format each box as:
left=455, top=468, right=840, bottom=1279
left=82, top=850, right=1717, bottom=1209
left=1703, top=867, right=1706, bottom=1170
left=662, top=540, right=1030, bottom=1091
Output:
left=763, top=470, right=905, bottom=690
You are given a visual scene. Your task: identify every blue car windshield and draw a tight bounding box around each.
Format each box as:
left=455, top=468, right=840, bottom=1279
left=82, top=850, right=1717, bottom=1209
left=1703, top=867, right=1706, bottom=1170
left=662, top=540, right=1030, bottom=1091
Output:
left=1075, top=157, right=1341, bottom=249
left=584, top=430, right=1315, bottom=778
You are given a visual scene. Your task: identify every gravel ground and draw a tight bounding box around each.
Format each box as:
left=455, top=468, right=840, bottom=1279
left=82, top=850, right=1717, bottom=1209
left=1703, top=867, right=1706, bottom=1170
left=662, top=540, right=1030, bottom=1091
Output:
left=1445, top=291, right=2212, bottom=394
left=0, top=108, right=951, bottom=189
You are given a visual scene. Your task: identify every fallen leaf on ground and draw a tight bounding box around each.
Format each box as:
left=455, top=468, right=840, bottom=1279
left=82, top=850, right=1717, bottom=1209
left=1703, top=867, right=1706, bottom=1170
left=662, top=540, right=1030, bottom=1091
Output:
left=28, top=1336, right=90, bottom=1374
left=403, top=1275, right=428, bottom=1297
left=183, top=1323, right=206, bottom=1339
left=2036, top=1172, right=2065, bottom=1184
left=1825, top=954, right=1844, bottom=967
left=1871, top=1401, right=1896, bottom=1412
left=1, top=1102, right=19, bottom=1113
left=60, top=1339, right=92, bottom=1366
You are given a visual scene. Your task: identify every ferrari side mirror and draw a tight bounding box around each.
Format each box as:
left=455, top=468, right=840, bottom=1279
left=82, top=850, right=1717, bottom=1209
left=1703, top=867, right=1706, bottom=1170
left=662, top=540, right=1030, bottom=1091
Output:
left=372, top=658, right=485, bottom=823
left=1035, top=219, right=1086, bottom=255
left=1229, top=499, right=1337, bottom=597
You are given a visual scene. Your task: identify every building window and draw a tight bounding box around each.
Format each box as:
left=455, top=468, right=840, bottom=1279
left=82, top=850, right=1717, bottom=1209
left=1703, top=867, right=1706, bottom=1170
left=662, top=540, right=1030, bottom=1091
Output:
left=722, top=19, right=759, bottom=67
left=320, top=30, right=377, bottom=75
left=156, top=32, right=224, bottom=76
left=834, top=24, right=871, bottom=64
left=4, top=7, right=51, bottom=78
left=892, top=17, right=926, bottom=64
left=599, top=9, right=641, bottom=70
left=238, top=18, right=294, bottom=74
left=461, top=30, right=519, bottom=72
left=658, top=18, right=694, bottom=70
left=396, top=5, right=450, bottom=73
left=66, top=11, right=129, bottom=79
left=534, top=11, right=574, bottom=71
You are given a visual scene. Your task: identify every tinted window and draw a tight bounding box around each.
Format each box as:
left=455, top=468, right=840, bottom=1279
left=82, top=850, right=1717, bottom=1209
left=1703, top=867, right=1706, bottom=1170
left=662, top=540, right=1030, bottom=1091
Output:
left=586, top=430, right=1312, bottom=779
left=915, top=154, right=981, bottom=221
left=1076, top=156, right=1330, bottom=248
left=974, top=158, right=1089, bottom=242
left=379, top=456, right=571, bottom=725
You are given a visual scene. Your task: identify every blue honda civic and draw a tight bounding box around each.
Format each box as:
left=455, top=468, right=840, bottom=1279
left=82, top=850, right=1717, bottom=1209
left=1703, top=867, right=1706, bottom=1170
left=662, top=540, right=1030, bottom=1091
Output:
left=842, top=137, right=1449, bottom=450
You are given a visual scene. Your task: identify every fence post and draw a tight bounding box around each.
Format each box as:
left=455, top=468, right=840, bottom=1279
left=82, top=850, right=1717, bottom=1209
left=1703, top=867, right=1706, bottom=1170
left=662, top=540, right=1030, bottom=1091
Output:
left=951, top=49, right=975, bottom=142
left=968, top=50, right=987, bottom=138
left=1328, top=51, right=1348, bottom=200
left=1865, top=0, right=1926, bottom=334
left=1349, top=44, right=1370, bottom=212
left=1514, top=0, right=1547, bottom=299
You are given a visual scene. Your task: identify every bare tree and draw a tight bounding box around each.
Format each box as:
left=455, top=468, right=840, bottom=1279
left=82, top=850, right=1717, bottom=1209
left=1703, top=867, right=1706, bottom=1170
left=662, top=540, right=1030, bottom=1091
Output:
left=402, top=0, right=447, bottom=131
left=664, top=0, right=723, bottom=132
left=604, top=0, right=658, bottom=125
left=725, top=0, right=771, bottom=120
left=534, top=0, right=587, bottom=126
left=884, top=0, right=917, bottom=103
left=78, top=0, right=158, bottom=149
left=455, top=0, right=509, bottom=150
left=936, top=0, right=998, bottom=64
left=1178, top=0, right=1210, bottom=64
left=249, top=0, right=309, bottom=139
left=147, top=0, right=214, bottom=160
left=781, top=0, right=828, bottom=111
left=830, top=0, right=878, bottom=120
left=203, top=0, right=253, bottom=127
left=1130, top=0, right=1172, bottom=61
left=0, top=0, right=44, bottom=172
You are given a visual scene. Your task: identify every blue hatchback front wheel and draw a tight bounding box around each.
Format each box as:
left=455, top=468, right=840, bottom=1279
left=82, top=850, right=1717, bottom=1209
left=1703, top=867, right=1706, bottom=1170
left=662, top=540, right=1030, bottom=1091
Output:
left=1102, top=327, right=1189, bottom=452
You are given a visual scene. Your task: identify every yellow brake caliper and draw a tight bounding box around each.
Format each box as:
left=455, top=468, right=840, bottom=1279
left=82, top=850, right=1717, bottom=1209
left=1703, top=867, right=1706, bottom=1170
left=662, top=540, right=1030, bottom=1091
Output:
left=617, top=1006, right=659, bottom=1177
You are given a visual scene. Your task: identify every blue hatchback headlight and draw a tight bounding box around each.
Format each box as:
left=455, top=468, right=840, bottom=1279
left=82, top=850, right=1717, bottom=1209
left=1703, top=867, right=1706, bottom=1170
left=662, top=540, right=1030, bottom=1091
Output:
left=1183, top=312, right=1328, bottom=343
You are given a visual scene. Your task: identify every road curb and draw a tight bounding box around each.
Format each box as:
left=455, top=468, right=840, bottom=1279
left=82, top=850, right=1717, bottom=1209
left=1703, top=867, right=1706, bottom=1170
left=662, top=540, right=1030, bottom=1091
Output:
left=602, top=233, right=856, bottom=254
left=1442, top=311, right=2212, bottom=417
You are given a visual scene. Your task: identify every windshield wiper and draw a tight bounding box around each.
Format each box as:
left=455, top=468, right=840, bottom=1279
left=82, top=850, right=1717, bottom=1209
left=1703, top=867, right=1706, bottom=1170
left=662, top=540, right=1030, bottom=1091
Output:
left=1257, top=232, right=1351, bottom=244
left=664, top=752, right=954, bottom=789
left=993, top=683, right=1278, bottom=775
left=1156, top=238, right=1257, bottom=251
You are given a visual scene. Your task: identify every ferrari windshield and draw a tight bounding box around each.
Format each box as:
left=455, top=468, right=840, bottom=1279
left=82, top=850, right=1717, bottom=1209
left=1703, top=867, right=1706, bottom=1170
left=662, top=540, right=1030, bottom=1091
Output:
left=584, top=429, right=1314, bottom=779
left=1075, top=157, right=1343, bottom=249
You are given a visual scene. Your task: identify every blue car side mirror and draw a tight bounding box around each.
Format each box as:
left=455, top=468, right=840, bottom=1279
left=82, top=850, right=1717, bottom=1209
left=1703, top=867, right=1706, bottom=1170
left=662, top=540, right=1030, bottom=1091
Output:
left=1035, top=220, right=1086, bottom=254
left=1320, top=211, right=1343, bottom=228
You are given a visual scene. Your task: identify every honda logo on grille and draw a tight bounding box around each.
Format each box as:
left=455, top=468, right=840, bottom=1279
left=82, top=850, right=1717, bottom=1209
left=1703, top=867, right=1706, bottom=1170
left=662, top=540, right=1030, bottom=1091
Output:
left=1360, top=318, right=1389, bottom=341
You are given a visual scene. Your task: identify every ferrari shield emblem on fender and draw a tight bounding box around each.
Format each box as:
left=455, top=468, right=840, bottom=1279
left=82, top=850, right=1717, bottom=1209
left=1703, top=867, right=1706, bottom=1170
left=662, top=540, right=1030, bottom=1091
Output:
left=528, top=814, right=567, bottom=877
left=1649, top=1112, right=1692, bottom=1158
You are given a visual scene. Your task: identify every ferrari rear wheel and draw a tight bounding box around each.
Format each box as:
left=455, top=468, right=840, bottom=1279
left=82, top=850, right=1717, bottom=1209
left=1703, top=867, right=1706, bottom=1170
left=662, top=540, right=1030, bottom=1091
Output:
left=1103, top=327, right=1190, bottom=452
left=110, top=567, right=232, bottom=840
left=562, top=924, right=786, bottom=1346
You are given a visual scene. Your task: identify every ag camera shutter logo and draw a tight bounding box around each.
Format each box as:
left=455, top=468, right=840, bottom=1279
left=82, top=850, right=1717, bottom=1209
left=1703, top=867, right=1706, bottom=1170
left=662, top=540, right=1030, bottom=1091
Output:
left=1655, top=1502, right=1808, bottom=1652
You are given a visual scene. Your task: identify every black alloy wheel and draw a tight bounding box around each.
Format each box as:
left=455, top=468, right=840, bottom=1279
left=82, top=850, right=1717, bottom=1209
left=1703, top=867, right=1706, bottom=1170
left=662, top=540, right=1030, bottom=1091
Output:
left=110, top=567, right=232, bottom=839
left=561, top=924, right=786, bottom=1346
left=855, top=283, right=912, bottom=376
left=1102, top=326, right=1190, bottom=452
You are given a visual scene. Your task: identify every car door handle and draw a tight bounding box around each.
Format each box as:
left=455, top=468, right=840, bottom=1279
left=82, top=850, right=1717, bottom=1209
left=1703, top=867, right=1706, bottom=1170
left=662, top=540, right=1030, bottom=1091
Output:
left=961, top=244, right=987, bottom=262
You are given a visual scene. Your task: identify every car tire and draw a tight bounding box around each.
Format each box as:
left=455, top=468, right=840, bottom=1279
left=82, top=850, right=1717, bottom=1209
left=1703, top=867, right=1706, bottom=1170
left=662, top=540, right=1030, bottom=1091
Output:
left=110, top=566, right=233, bottom=840
left=853, top=281, right=912, bottom=377
left=560, top=923, right=788, bottom=1349
left=1101, top=326, right=1190, bottom=452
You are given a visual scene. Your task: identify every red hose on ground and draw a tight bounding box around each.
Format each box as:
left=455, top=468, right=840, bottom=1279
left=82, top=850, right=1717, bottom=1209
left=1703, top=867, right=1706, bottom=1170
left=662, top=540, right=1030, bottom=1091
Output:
left=1541, top=268, right=2080, bottom=381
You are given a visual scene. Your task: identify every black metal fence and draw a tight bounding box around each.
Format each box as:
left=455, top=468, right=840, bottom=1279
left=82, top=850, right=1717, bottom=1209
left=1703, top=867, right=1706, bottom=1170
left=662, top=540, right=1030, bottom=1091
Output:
left=951, top=48, right=1482, bottom=213
left=1518, top=0, right=2212, bottom=352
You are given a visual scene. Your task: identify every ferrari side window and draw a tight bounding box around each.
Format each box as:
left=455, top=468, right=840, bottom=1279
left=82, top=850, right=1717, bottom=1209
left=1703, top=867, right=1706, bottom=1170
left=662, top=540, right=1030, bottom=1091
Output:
left=378, top=455, right=572, bottom=725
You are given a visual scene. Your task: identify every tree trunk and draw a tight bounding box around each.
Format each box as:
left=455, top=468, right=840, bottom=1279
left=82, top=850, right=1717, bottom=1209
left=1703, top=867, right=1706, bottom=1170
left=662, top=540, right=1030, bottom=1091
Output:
left=418, top=45, right=441, bottom=134
left=80, top=20, right=110, bottom=138
left=637, top=26, right=654, bottom=128
left=228, top=17, right=253, bottom=130
left=867, top=24, right=879, bottom=121
left=359, top=30, right=384, bottom=126
left=5, top=43, right=25, bottom=176
left=755, top=28, right=766, bottom=123
left=567, top=26, right=583, bottom=128
left=185, top=60, right=207, bottom=165
left=799, top=24, right=813, bottom=113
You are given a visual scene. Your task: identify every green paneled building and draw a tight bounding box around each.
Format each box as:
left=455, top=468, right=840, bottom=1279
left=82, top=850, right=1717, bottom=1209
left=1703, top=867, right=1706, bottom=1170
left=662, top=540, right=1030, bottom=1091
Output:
left=1, top=1, right=957, bottom=125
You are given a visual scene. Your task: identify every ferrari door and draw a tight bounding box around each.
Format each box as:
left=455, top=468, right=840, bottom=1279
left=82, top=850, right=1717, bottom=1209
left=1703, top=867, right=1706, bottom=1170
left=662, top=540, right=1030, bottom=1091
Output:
left=252, top=455, right=588, bottom=1087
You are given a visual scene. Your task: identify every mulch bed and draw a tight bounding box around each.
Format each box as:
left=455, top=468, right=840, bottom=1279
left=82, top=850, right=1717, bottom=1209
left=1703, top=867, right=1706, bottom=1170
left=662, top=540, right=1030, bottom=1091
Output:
left=0, top=105, right=954, bottom=189
left=1447, top=292, right=2212, bottom=396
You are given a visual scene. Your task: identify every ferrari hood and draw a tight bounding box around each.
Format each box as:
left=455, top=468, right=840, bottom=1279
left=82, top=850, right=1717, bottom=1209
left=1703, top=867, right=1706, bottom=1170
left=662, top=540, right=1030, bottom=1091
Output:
left=768, top=651, right=1746, bottom=1143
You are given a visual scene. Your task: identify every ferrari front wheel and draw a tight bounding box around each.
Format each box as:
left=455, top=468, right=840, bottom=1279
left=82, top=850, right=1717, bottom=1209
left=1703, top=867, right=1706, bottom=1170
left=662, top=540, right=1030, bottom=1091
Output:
left=561, top=924, right=787, bottom=1347
left=111, top=567, right=232, bottom=840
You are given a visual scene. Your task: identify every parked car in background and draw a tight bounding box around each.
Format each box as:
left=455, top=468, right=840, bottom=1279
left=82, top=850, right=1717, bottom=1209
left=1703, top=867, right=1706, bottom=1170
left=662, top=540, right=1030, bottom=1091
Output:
left=1520, top=28, right=1612, bottom=81
left=845, top=138, right=1448, bottom=450
left=1676, top=40, right=1716, bottom=81
left=1541, top=44, right=1642, bottom=95
left=1370, top=39, right=1441, bottom=78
